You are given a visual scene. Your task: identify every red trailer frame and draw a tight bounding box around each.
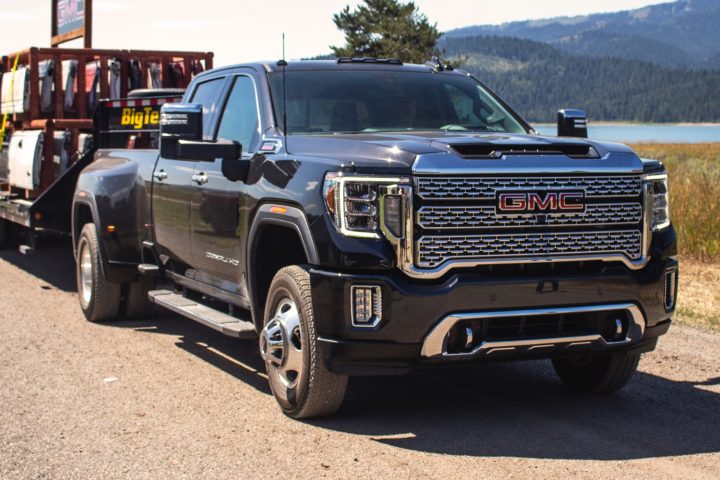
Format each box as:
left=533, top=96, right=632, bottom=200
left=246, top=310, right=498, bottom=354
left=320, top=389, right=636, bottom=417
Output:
left=1, top=47, right=213, bottom=196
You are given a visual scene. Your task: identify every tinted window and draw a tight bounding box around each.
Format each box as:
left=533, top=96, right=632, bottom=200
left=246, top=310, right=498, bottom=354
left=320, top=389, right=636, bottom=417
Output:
left=217, top=76, right=260, bottom=152
left=269, top=70, right=527, bottom=135
left=190, top=77, right=225, bottom=138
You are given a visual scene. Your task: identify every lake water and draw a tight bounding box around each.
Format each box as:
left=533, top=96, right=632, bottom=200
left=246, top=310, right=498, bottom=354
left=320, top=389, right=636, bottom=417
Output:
left=534, top=124, right=719, bottom=144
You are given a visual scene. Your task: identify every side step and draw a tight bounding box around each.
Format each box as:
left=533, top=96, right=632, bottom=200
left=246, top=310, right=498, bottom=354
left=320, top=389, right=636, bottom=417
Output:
left=138, top=264, right=160, bottom=275
left=148, top=290, right=257, bottom=339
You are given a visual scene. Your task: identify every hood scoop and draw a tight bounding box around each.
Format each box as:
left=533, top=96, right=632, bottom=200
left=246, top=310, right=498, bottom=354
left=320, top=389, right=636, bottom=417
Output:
left=449, top=142, right=600, bottom=159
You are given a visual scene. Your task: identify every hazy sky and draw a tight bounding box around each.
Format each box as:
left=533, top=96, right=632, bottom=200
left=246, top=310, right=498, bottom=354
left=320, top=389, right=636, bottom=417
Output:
left=1, top=0, right=671, bottom=66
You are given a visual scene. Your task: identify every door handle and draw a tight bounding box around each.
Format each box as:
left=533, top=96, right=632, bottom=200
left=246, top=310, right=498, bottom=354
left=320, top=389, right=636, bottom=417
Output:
left=192, top=173, right=209, bottom=185
left=153, top=170, right=168, bottom=181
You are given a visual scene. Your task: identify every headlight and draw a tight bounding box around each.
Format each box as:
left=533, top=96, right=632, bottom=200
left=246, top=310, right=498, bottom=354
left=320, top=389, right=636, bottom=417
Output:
left=323, top=173, right=410, bottom=238
left=644, top=173, right=670, bottom=231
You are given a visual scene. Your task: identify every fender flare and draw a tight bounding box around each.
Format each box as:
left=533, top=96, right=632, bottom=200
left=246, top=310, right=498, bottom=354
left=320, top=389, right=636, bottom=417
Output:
left=72, top=194, right=133, bottom=284
left=71, top=195, right=101, bottom=256
left=246, top=203, right=319, bottom=324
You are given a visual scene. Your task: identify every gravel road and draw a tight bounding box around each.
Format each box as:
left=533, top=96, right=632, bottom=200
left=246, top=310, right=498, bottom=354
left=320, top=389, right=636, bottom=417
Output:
left=1, top=239, right=719, bottom=480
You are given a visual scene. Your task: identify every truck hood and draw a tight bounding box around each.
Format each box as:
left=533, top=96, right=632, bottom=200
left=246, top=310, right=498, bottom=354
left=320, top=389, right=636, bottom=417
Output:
left=284, top=132, right=638, bottom=171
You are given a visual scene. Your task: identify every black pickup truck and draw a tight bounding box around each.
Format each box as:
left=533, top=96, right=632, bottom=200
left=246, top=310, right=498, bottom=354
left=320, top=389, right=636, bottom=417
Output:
left=72, top=58, right=677, bottom=418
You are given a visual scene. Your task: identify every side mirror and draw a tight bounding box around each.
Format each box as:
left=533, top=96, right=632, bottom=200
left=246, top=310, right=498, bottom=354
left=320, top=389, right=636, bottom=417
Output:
left=160, top=103, right=203, bottom=158
left=557, top=109, right=588, bottom=138
left=160, top=103, right=241, bottom=161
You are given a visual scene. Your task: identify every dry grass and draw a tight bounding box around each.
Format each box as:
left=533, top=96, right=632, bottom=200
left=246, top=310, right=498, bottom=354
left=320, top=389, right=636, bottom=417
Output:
left=631, top=143, right=720, bottom=262
left=676, top=262, right=720, bottom=333
left=629, top=145, right=720, bottom=331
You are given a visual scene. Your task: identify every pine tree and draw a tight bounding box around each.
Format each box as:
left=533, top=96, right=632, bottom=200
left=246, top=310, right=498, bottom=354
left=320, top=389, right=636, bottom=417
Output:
left=331, top=0, right=441, bottom=64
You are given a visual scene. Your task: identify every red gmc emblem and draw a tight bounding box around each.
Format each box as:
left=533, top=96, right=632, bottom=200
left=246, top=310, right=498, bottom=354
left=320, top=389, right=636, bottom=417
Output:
left=497, top=191, right=585, bottom=212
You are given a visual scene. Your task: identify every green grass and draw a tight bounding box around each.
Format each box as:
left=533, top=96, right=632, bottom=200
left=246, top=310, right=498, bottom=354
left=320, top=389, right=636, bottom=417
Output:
left=631, top=144, right=720, bottom=262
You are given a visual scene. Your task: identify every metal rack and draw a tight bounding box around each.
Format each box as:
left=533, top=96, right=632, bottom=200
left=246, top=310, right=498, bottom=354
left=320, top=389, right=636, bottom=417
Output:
left=0, top=47, right=213, bottom=196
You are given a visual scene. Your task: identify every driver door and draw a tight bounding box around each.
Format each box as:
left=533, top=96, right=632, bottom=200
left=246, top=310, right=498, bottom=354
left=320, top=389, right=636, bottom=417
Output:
left=152, top=75, right=228, bottom=276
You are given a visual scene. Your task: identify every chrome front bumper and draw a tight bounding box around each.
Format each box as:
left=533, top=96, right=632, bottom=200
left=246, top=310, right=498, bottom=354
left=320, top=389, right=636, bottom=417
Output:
left=420, top=303, right=646, bottom=359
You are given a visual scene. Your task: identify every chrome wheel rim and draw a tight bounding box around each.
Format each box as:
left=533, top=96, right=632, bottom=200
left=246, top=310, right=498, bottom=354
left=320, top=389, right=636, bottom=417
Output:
left=79, top=241, right=93, bottom=306
left=260, top=298, right=305, bottom=396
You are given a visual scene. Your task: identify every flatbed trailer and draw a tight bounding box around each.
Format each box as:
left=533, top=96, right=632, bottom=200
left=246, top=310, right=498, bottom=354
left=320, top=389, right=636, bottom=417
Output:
left=0, top=47, right=212, bottom=249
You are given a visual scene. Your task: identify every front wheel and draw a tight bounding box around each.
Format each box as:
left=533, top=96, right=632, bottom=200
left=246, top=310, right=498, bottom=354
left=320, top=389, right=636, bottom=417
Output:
left=259, top=266, right=348, bottom=419
left=76, top=223, right=123, bottom=322
left=552, top=352, right=640, bottom=393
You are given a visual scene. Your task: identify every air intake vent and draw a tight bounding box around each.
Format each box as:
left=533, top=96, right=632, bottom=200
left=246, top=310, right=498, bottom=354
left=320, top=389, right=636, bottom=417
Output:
left=450, top=143, right=599, bottom=159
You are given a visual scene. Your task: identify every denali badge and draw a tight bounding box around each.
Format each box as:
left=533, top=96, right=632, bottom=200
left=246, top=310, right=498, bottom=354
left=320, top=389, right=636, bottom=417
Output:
left=497, top=191, right=585, bottom=213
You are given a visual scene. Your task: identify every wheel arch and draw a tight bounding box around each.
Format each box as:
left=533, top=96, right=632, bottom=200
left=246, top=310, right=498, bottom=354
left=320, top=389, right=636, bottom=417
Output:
left=72, top=196, right=130, bottom=283
left=247, top=203, right=319, bottom=329
left=72, top=198, right=99, bottom=256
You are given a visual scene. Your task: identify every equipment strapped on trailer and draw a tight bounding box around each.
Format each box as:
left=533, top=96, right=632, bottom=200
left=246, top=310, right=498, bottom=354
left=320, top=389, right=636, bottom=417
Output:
left=0, top=53, right=21, bottom=155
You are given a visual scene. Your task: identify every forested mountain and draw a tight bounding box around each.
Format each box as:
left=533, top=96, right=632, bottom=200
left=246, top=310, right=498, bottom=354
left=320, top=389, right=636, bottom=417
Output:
left=441, top=35, right=720, bottom=123
left=444, top=0, right=720, bottom=69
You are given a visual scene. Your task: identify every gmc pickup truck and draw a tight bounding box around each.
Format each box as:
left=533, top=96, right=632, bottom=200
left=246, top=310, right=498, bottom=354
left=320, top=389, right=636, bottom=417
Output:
left=73, top=58, right=677, bottom=419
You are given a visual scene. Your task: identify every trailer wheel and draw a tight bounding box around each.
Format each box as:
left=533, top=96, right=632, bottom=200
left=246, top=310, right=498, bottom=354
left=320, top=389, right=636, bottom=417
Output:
left=123, top=275, right=156, bottom=318
left=76, top=223, right=122, bottom=322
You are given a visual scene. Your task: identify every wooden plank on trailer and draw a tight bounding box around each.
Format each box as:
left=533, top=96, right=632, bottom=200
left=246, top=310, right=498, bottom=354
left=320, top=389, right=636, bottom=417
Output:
left=77, top=57, right=87, bottom=118
left=99, top=55, right=109, bottom=99
left=54, top=52, right=64, bottom=119
left=40, top=123, right=55, bottom=192
left=29, top=48, right=40, bottom=119
left=120, top=54, right=128, bottom=98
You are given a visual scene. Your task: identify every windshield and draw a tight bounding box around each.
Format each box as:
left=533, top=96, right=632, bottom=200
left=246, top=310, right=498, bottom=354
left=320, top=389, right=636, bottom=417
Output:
left=269, top=69, right=528, bottom=135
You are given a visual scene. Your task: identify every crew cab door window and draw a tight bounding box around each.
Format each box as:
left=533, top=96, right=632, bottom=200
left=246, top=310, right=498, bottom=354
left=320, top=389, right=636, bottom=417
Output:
left=190, top=77, right=226, bottom=138
left=216, top=76, right=260, bottom=152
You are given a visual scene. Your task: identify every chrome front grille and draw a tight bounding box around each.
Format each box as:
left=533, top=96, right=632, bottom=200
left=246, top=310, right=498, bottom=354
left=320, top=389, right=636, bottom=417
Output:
left=417, top=231, right=643, bottom=268
left=417, top=203, right=642, bottom=230
left=416, top=175, right=642, bottom=200
left=412, top=174, right=646, bottom=273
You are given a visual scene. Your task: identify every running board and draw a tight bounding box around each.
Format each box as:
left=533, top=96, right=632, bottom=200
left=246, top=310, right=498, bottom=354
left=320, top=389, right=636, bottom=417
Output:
left=148, top=290, right=256, bottom=339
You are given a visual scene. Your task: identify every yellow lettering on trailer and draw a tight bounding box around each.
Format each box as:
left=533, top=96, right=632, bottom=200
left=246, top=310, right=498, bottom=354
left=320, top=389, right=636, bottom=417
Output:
left=121, top=108, right=133, bottom=126
left=118, top=106, right=162, bottom=129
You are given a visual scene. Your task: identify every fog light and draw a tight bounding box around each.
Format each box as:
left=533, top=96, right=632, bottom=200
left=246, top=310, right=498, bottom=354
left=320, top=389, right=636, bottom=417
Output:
left=665, top=269, right=678, bottom=311
left=351, top=285, right=382, bottom=328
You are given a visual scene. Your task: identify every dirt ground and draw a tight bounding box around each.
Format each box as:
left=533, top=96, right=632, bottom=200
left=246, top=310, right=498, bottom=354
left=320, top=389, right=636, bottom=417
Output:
left=1, top=240, right=718, bottom=480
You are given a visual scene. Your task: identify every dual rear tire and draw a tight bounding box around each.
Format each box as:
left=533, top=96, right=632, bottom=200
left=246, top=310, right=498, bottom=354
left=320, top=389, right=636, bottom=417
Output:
left=76, top=223, right=154, bottom=322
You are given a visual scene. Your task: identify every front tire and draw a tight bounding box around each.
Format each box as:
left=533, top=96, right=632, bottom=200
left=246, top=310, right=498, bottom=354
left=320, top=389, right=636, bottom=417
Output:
left=552, top=352, right=640, bottom=393
left=260, top=266, right=348, bottom=419
left=76, top=223, right=122, bottom=322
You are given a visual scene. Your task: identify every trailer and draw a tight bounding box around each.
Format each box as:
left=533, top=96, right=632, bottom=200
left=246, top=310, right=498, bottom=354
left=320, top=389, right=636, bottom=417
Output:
left=0, top=47, right=213, bottom=251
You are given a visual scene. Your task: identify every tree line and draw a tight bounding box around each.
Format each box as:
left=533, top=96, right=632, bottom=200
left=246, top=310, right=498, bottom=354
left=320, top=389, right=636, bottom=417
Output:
left=441, top=35, right=720, bottom=123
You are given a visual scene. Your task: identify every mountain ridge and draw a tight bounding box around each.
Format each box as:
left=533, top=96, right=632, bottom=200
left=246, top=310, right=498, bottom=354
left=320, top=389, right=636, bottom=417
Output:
left=443, top=0, right=720, bottom=69
left=441, top=35, right=720, bottom=122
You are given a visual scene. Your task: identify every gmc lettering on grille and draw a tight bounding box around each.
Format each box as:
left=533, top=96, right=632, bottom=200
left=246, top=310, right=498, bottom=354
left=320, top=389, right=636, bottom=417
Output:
left=497, top=191, right=585, bottom=213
